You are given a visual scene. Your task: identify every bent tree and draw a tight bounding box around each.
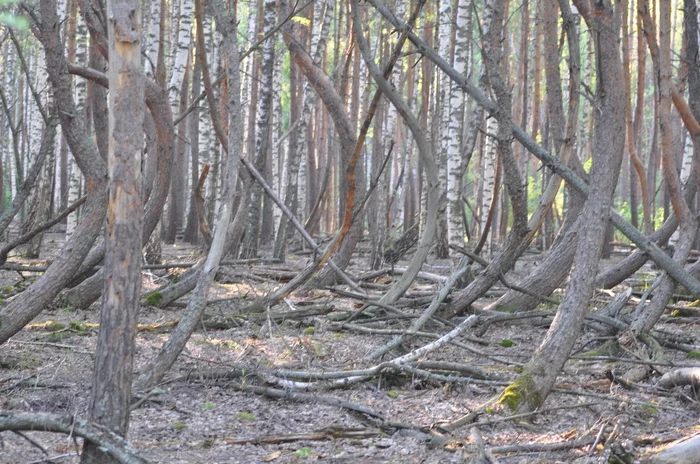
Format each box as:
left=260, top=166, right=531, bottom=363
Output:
left=501, top=0, right=626, bottom=413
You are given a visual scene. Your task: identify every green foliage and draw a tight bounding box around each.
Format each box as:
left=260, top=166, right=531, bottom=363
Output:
left=0, top=11, right=27, bottom=28
left=291, top=15, right=311, bottom=27
left=202, top=438, right=214, bottom=448
left=0, top=0, right=28, bottom=29
left=303, top=326, right=315, bottom=335
left=687, top=351, right=700, bottom=360
left=294, top=448, right=313, bottom=458
left=145, top=292, right=163, bottom=306
left=203, top=401, right=215, bottom=410
left=498, top=339, right=516, bottom=348
left=172, top=422, right=187, bottom=431
left=386, top=391, right=400, bottom=399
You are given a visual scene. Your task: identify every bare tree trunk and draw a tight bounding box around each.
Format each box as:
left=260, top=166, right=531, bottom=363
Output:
left=184, top=52, right=201, bottom=243
left=80, top=0, right=144, bottom=461
left=501, top=0, right=626, bottom=414
left=0, top=0, right=108, bottom=345
left=240, top=0, right=276, bottom=258
left=352, top=0, right=439, bottom=305
left=135, top=0, right=242, bottom=389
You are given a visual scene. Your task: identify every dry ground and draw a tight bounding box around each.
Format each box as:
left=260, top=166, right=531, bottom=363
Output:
left=1, top=234, right=699, bottom=463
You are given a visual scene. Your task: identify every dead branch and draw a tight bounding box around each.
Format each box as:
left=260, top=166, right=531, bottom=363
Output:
left=0, top=411, right=147, bottom=464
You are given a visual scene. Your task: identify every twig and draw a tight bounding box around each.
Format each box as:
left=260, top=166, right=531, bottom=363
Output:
left=12, top=430, right=49, bottom=456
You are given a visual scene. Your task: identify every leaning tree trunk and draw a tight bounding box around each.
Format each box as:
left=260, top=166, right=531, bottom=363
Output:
left=135, top=0, right=242, bottom=389
left=352, top=0, right=440, bottom=306
left=80, top=0, right=144, bottom=461
left=0, top=0, right=108, bottom=345
left=628, top=0, right=700, bottom=336
left=501, top=0, right=626, bottom=414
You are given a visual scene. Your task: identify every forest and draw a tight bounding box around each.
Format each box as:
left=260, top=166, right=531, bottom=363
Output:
left=0, top=0, right=700, bottom=462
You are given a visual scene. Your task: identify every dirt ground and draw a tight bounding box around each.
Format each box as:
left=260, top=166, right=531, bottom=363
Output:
left=1, top=234, right=699, bottom=463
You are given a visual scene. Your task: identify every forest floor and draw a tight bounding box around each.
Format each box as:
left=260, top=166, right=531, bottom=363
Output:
left=1, top=232, right=699, bottom=463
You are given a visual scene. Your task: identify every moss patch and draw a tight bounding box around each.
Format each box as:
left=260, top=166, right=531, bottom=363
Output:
left=499, top=374, right=542, bottom=412
left=145, top=292, right=163, bottom=306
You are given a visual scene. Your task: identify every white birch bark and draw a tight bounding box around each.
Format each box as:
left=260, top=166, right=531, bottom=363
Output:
left=446, top=0, right=470, bottom=249
left=145, top=0, right=161, bottom=76
left=271, top=36, right=284, bottom=233
left=168, top=0, right=192, bottom=115
left=436, top=0, right=452, bottom=253
left=480, top=117, right=498, bottom=252
left=66, top=13, right=88, bottom=240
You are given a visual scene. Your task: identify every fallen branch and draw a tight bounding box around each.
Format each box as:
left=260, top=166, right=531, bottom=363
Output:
left=0, top=411, right=147, bottom=464
left=219, top=427, right=381, bottom=445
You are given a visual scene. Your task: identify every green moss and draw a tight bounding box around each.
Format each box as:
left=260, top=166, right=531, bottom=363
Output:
left=499, top=374, right=542, bottom=412
left=499, top=339, right=516, bottom=348
left=145, top=292, right=163, bottom=306
left=69, top=321, right=89, bottom=333
left=581, top=340, right=620, bottom=357
left=687, top=351, right=700, bottom=360
left=172, top=423, right=187, bottom=431
left=386, top=391, right=400, bottom=399
left=235, top=412, right=256, bottom=421
left=202, top=438, right=214, bottom=448
left=303, top=327, right=315, bottom=335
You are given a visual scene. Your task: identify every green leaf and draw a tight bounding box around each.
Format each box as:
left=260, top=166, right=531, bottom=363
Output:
left=499, top=339, right=516, bottom=348
left=203, top=401, right=215, bottom=409
left=294, top=448, right=313, bottom=457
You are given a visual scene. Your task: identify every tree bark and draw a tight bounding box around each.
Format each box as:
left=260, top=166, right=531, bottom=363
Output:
left=501, top=0, right=626, bottom=413
left=135, top=0, right=243, bottom=389
left=81, top=0, right=144, bottom=460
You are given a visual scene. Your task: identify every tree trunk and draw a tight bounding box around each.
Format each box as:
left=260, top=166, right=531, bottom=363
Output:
left=501, top=0, right=626, bottom=413
left=135, top=0, right=242, bottom=389
left=80, top=0, right=144, bottom=460
left=240, top=0, right=277, bottom=258
left=0, top=0, right=108, bottom=345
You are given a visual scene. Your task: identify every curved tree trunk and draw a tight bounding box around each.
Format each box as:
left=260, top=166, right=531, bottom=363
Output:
left=0, top=0, right=108, bottom=345
left=135, top=0, right=242, bottom=389
left=500, top=0, right=626, bottom=414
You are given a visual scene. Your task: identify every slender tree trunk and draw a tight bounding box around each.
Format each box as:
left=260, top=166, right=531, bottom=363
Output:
left=80, top=0, right=144, bottom=461
left=240, top=0, right=277, bottom=258
left=136, top=0, right=242, bottom=389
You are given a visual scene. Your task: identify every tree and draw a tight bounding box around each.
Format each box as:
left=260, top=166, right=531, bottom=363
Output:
left=501, top=0, right=626, bottom=414
left=80, top=0, right=144, bottom=461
